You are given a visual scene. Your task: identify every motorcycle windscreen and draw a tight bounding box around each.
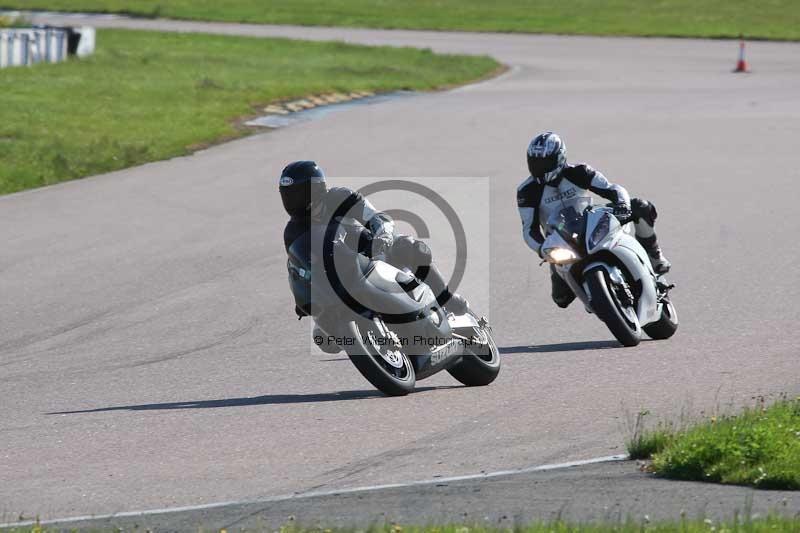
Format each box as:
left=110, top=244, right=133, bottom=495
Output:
left=545, top=196, right=593, bottom=248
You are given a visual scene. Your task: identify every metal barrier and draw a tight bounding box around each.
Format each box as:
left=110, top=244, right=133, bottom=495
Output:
left=0, top=27, right=70, bottom=68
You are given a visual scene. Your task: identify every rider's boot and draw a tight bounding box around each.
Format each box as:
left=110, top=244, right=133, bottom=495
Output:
left=637, top=235, right=672, bottom=275
left=387, top=236, right=471, bottom=316
left=422, top=263, right=471, bottom=316
left=631, top=198, right=671, bottom=275
left=443, top=292, right=470, bottom=316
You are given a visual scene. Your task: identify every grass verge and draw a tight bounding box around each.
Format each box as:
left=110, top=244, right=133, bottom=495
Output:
left=4, top=517, right=800, bottom=532
left=3, top=1, right=800, bottom=40
left=627, top=398, right=800, bottom=489
left=0, top=12, right=27, bottom=26
left=0, top=29, right=498, bottom=194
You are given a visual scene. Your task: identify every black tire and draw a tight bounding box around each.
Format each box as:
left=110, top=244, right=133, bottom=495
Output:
left=644, top=299, right=679, bottom=340
left=585, top=267, right=641, bottom=347
left=447, top=327, right=501, bottom=387
left=344, top=319, right=416, bottom=396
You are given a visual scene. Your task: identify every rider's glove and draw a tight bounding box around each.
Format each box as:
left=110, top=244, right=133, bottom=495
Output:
left=372, top=233, right=393, bottom=260
left=326, top=231, right=347, bottom=258
left=613, top=203, right=632, bottom=221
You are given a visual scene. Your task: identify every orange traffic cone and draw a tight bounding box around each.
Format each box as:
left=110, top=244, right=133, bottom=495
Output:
left=733, top=38, right=749, bottom=73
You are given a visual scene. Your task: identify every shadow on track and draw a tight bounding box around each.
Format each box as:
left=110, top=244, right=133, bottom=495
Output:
left=47, top=386, right=458, bottom=415
left=499, top=340, right=622, bottom=354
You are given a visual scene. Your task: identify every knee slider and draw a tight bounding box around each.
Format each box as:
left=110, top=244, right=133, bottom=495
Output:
left=391, top=236, right=432, bottom=267
left=631, top=198, right=658, bottom=225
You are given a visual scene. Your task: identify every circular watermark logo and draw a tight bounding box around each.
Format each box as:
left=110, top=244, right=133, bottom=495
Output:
left=319, top=179, right=468, bottom=324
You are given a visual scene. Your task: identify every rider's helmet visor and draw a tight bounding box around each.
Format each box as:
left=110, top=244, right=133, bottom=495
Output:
left=529, top=153, right=559, bottom=179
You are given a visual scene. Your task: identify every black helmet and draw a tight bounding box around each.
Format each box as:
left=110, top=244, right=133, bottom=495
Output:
left=527, top=131, right=567, bottom=183
left=279, top=160, right=326, bottom=217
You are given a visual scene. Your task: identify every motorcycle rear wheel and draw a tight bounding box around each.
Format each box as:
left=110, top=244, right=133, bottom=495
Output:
left=345, top=318, right=416, bottom=396
left=585, top=267, right=642, bottom=347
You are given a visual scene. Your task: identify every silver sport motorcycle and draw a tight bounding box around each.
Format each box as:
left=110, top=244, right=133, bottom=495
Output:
left=287, top=226, right=500, bottom=396
left=541, top=196, right=678, bottom=346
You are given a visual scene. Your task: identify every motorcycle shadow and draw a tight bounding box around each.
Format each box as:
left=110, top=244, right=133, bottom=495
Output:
left=499, top=339, right=627, bottom=354
left=46, top=386, right=460, bottom=414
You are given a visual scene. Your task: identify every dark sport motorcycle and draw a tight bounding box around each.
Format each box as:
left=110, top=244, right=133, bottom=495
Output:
left=287, top=228, right=499, bottom=396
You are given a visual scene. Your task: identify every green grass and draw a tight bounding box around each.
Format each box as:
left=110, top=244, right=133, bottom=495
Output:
left=3, top=1, right=800, bottom=40
left=626, top=409, right=682, bottom=460
left=4, top=518, right=800, bottom=533
left=628, top=425, right=676, bottom=461
left=0, top=13, right=28, bottom=26
left=0, top=29, right=497, bottom=194
left=627, top=399, right=800, bottom=489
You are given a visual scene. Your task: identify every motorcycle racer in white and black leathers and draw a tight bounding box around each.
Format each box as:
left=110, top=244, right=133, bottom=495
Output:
left=517, top=132, right=671, bottom=308
left=280, top=161, right=470, bottom=352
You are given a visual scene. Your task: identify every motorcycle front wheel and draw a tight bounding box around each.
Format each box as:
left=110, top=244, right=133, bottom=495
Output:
left=585, top=267, right=642, bottom=347
left=447, top=326, right=500, bottom=386
left=643, top=298, right=678, bottom=340
left=344, top=318, right=416, bottom=396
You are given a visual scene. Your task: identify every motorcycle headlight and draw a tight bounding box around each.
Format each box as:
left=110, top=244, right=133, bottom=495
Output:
left=544, top=247, right=578, bottom=264
left=589, top=213, right=611, bottom=249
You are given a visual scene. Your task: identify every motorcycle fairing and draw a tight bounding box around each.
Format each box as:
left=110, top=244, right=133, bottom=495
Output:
left=583, top=236, right=660, bottom=326
left=542, top=206, right=663, bottom=327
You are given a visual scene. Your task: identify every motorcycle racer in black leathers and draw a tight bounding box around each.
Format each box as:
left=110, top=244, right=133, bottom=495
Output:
left=517, top=132, right=671, bottom=309
left=280, top=161, right=469, bottom=350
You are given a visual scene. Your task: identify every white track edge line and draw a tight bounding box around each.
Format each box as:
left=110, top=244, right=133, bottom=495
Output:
left=0, top=454, right=628, bottom=528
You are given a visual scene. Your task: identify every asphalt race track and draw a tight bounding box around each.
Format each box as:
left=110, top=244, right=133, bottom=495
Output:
left=15, top=461, right=800, bottom=529
left=2, top=13, right=799, bottom=524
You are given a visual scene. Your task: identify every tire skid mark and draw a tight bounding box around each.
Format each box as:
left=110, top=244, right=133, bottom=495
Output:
left=124, top=316, right=262, bottom=368
left=0, top=308, right=118, bottom=361
left=304, top=401, right=509, bottom=492
left=0, top=254, right=280, bottom=367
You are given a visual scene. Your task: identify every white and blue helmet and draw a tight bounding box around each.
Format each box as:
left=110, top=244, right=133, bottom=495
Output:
left=527, top=132, right=567, bottom=183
